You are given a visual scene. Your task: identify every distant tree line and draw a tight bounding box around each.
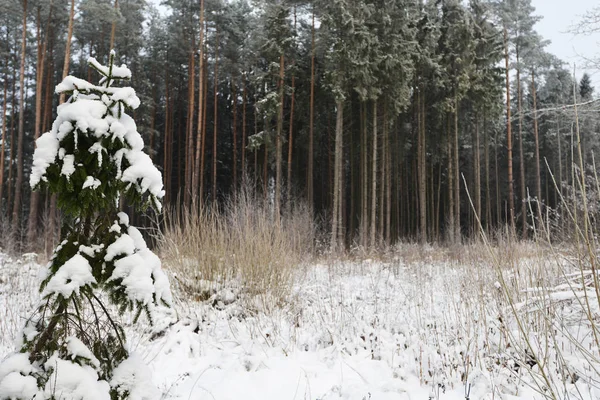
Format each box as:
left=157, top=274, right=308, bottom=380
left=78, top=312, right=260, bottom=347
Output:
left=0, top=0, right=598, bottom=249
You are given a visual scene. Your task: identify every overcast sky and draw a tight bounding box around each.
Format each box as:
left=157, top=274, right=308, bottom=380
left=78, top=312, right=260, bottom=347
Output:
left=531, top=0, right=599, bottom=88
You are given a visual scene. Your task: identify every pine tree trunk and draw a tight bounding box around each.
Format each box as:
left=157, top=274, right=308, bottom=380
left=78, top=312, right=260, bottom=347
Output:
left=454, top=89, right=460, bottom=242
left=418, top=89, right=427, bottom=244
left=504, top=26, right=515, bottom=232
left=484, top=113, right=491, bottom=232
left=12, top=0, right=28, bottom=229
left=42, top=56, right=53, bottom=132
left=331, top=99, right=344, bottom=250
left=517, top=59, right=527, bottom=238
left=184, top=39, right=195, bottom=207
left=163, top=72, right=171, bottom=203
left=193, top=0, right=205, bottom=203
left=232, top=78, right=238, bottom=192
left=7, top=61, right=16, bottom=218
left=275, top=53, right=284, bottom=222
left=447, top=116, right=454, bottom=243
left=27, top=5, right=50, bottom=245
left=361, top=102, right=368, bottom=247
left=386, top=118, right=391, bottom=243
left=109, top=0, right=118, bottom=51
left=307, top=8, right=315, bottom=211
left=241, top=74, right=247, bottom=180
left=200, top=51, right=208, bottom=200
left=149, top=79, right=156, bottom=161
left=59, top=0, right=74, bottom=105
left=286, top=8, right=296, bottom=207
left=495, top=129, right=500, bottom=226
left=532, top=69, right=541, bottom=214
left=0, top=75, right=7, bottom=210
left=473, top=111, right=481, bottom=234
left=557, top=120, right=562, bottom=198
left=370, top=100, right=378, bottom=248
left=212, top=26, right=219, bottom=202
left=379, top=103, right=386, bottom=241
left=49, top=0, right=73, bottom=246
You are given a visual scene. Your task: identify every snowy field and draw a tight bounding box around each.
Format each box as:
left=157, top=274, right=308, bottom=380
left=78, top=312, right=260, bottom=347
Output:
left=1, top=248, right=600, bottom=400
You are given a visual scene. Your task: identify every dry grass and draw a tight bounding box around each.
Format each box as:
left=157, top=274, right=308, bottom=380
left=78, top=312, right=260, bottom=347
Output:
left=159, top=186, right=316, bottom=310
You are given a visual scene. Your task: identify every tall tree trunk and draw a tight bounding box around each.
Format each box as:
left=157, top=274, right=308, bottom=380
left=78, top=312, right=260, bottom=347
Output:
left=447, top=116, right=455, bottom=243
left=200, top=50, right=208, bottom=200
left=49, top=0, right=74, bottom=248
left=379, top=103, right=386, bottom=240
left=231, top=78, right=238, bottom=192
left=59, top=0, right=74, bottom=104
left=370, top=99, right=378, bottom=247
left=484, top=112, right=491, bottom=232
left=184, top=37, right=196, bottom=207
left=0, top=75, right=7, bottom=210
left=275, top=53, right=284, bottom=222
left=7, top=60, right=16, bottom=216
left=495, top=128, right=500, bottom=226
left=12, top=0, right=28, bottom=230
left=27, top=4, right=51, bottom=245
left=504, top=25, right=515, bottom=231
left=241, top=74, right=247, bottom=180
left=386, top=118, right=392, bottom=243
left=532, top=69, right=542, bottom=215
left=307, top=7, right=315, bottom=211
left=286, top=7, right=296, bottom=207
left=331, top=99, right=344, bottom=250
left=212, top=26, right=219, bottom=202
left=109, top=0, right=118, bottom=51
left=557, top=120, right=562, bottom=199
left=163, top=71, right=171, bottom=203
left=418, top=89, right=427, bottom=244
left=516, top=56, right=527, bottom=238
left=454, top=89, right=460, bottom=242
left=193, top=0, right=205, bottom=203
left=473, top=111, right=481, bottom=234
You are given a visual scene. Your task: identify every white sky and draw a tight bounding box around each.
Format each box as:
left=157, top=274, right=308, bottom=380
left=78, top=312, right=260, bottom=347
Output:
left=531, top=0, right=599, bottom=89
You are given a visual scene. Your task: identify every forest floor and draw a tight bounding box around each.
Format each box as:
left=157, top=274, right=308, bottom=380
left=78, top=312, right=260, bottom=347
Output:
left=1, top=245, right=599, bottom=400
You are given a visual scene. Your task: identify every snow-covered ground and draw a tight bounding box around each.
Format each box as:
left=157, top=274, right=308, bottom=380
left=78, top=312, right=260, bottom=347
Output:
left=2, top=249, right=599, bottom=399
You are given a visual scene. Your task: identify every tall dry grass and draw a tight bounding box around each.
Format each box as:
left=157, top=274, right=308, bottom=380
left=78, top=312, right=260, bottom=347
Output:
left=159, top=185, right=316, bottom=310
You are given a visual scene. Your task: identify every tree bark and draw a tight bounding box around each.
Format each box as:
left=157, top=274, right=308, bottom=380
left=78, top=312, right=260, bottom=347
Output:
left=193, top=0, right=205, bottom=203
left=447, top=116, right=454, bottom=243
left=0, top=74, right=7, bottom=210
left=275, top=53, right=284, bottom=222
left=484, top=112, right=491, bottom=232
left=370, top=100, right=378, bottom=248
left=307, top=8, right=315, bottom=211
left=418, top=89, right=427, bottom=244
left=473, top=111, right=481, bottom=234
left=109, top=0, right=118, bottom=52
left=532, top=69, right=542, bottom=215
left=241, top=74, right=247, bottom=180
left=516, top=54, right=527, bottom=238
left=286, top=8, right=296, bottom=207
left=232, top=77, right=238, bottom=192
left=454, top=88, right=460, bottom=242
left=12, top=0, right=28, bottom=228
left=331, top=99, right=344, bottom=251
left=212, top=26, right=219, bottom=202
left=504, top=25, right=515, bottom=232
left=184, top=36, right=196, bottom=207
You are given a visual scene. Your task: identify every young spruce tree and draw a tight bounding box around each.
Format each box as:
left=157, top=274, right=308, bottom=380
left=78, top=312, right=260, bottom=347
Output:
left=0, top=51, right=171, bottom=400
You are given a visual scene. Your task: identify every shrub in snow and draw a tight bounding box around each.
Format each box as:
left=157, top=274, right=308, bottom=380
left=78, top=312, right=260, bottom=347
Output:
left=0, top=52, right=171, bottom=400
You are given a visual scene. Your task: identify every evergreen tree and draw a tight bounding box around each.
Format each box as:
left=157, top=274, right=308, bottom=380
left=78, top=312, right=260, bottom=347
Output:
left=580, top=72, right=594, bottom=101
left=0, top=52, right=171, bottom=400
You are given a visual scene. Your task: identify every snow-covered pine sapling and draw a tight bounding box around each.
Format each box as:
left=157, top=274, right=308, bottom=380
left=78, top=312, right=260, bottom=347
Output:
left=0, top=51, right=171, bottom=400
